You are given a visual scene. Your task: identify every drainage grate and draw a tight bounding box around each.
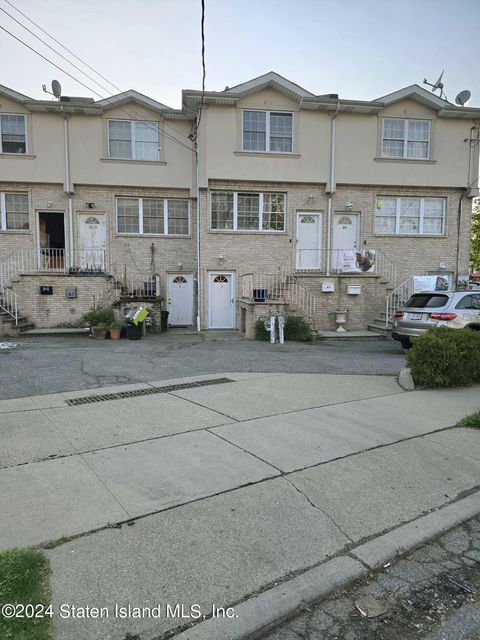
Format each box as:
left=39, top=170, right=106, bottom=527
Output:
left=65, top=377, right=235, bottom=406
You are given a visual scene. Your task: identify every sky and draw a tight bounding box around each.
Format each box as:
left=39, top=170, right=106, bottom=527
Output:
left=1, top=0, right=479, bottom=108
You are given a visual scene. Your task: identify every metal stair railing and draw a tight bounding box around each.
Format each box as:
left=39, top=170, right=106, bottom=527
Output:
left=385, top=275, right=414, bottom=327
left=0, top=283, right=18, bottom=324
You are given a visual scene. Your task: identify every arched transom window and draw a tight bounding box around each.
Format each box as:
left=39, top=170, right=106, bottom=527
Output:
left=173, top=276, right=187, bottom=284
left=213, top=275, right=229, bottom=283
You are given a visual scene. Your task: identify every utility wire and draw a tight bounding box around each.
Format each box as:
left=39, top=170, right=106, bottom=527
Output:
left=191, top=0, right=206, bottom=142
left=2, top=0, right=194, bottom=148
left=4, top=0, right=119, bottom=93
left=0, top=6, right=115, bottom=96
left=0, top=25, right=195, bottom=152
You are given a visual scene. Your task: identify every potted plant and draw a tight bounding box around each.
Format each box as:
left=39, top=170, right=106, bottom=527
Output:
left=91, top=322, right=108, bottom=339
left=81, top=307, right=115, bottom=335
left=109, top=322, right=122, bottom=340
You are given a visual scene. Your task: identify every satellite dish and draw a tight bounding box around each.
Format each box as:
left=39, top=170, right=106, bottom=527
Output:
left=455, top=90, right=471, bottom=106
left=51, top=80, right=62, bottom=99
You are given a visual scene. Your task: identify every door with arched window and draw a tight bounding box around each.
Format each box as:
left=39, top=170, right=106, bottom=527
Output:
left=208, top=272, right=235, bottom=328
left=167, top=273, right=194, bottom=326
left=296, top=212, right=322, bottom=269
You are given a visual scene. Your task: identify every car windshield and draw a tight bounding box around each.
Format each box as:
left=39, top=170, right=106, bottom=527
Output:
left=404, top=294, right=449, bottom=308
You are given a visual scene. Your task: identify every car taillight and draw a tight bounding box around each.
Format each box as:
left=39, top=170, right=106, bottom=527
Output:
left=394, top=311, right=403, bottom=318
left=430, top=313, right=457, bottom=321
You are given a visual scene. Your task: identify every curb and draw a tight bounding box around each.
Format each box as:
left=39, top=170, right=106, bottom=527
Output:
left=171, top=489, right=480, bottom=640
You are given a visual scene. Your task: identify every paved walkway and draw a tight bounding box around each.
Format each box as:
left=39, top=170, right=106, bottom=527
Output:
left=0, top=372, right=479, bottom=639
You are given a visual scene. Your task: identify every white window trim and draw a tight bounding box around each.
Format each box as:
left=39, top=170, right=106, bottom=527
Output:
left=0, top=191, right=29, bottom=231
left=210, top=191, right=287, bottom=232
left=116, top=197, right=190, bottom=236
left=107, top=119, right=160, bottom=161
left=0, top=113, right=27, bottom=155
left=241, top=110, right=294, bottom=153
left=381, top=118, right=431, bottom=160
left=375, top=196, right=445, bottom=236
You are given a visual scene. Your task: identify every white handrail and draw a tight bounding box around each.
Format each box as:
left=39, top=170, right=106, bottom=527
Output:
left=0, top=283, right=18, bottom=324
left=385, top=275, right=414, bottom=327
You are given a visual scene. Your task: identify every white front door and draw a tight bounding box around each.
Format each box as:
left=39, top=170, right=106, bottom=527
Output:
left=296, top=213, right=322, bottom=269
left=208, top=272, right=235, bottom=329
left=332, top=213, right=359, bottom=271
left=168, top=274, right=194, bottom=326
left=78, top=213, right=107, bottom=269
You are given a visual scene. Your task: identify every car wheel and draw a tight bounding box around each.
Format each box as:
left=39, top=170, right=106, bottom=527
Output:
left=400, top=338, right=412, bottom=350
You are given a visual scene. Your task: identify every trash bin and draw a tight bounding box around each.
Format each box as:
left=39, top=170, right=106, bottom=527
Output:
left=126, top=320, right=143, bottom=340
left=161, top=310, right=169, bottom=332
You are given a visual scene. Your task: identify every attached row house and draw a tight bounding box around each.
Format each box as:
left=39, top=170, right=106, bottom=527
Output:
left=0, top=72, right=479, bottom=335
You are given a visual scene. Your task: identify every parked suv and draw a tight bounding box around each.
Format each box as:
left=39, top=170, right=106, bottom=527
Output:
left=392, top=291, right=480, bottom=349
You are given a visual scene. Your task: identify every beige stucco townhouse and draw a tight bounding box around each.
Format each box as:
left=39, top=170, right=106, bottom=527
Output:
left=0, top=72, right=479, bottom=335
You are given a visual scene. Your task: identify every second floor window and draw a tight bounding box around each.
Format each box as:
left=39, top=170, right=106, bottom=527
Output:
left=382, top=118, right=431, bottom=160
left=108, top=120, right=160, bottom=161
left=0, top=192, right=29, bottom=230
left=243, top=111, right=293, bottom=152
left=0, top=114, right=26, bottom=154
left=211, top=191, right=286, bottom=231
left=116, top=197, right=189, bottom=235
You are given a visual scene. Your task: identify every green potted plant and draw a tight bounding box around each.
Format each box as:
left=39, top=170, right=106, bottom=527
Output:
left=81, top=307, right=115, bottom=335
left=109, top=322, right=122, bottom=340
left=91, top=322, right=108, bottom=339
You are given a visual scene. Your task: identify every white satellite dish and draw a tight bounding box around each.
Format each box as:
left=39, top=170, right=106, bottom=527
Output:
left=455, top=90, right=471, bottom=106
left=51, top=80, right=62, bottom=99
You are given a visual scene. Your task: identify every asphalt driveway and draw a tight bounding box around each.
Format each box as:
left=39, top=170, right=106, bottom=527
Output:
left=0, top=330, right=405, bottom=400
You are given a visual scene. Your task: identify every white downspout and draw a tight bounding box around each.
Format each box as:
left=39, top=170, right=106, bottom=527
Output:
left=63, top=108, right=74, bottom=267
left=196, top=146, right=201, bottom=332
left=326, top=102, right=340, bottom=276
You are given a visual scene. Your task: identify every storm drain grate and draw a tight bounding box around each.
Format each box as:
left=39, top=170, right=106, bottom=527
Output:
left=65, top=377, right=235, bottom=406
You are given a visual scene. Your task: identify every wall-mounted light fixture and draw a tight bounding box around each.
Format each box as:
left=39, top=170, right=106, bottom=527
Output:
left=177, top=262, right=183, bottom=270
left=217, top=255, right=225, bottom=264
left=345, top=201, right=354, bottom=210
left=47, top=201, right=52, bottom=208
left=86, top=202, right=95, bottom=209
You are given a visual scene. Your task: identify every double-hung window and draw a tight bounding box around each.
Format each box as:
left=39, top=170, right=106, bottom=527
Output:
left=375, top=196, right=445, bottom=235
left=243, top=111, right=293, bottom=152
left=0, top=192, right=29, bottom=230
left=0, top=114, right=26, bottom=154
left=211, top=191, right=286, bottom=231
left=116, top=197, right=189, bottom=235
left=108, top=120, right=160, bottom=160
left=382, top=118, right=431, bottom=159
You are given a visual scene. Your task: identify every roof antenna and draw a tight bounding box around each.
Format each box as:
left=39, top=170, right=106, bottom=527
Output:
left=423, top=70, right=446, bottom=99
left=42, top=79, right=62, bottom=100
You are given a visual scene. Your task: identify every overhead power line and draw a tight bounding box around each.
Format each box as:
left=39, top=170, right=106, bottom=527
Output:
left=0, top=7, right=115, bottom=96
left=1, top=0, right=195, bottom=150
left=4, top=0, right=119, bottom=93
left=0, top=25, right=195, bottom=152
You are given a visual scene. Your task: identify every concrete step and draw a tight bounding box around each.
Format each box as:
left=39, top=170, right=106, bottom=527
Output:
left=316, top=330, right=385, bottom=339
left=367, top=322, right=392, bottom=336
left=20, top=327, right=90, bottom=336
left=17, top=323, right=35, bottom=333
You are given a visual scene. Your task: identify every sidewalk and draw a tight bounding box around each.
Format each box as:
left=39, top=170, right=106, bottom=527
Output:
left=0, top=372, right=479, bottom=639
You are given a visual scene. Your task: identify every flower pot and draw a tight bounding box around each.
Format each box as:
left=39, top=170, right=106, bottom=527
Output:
left=110, top=329, right=121, bottom=340
left=92, top=327, right=107, bottom=340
